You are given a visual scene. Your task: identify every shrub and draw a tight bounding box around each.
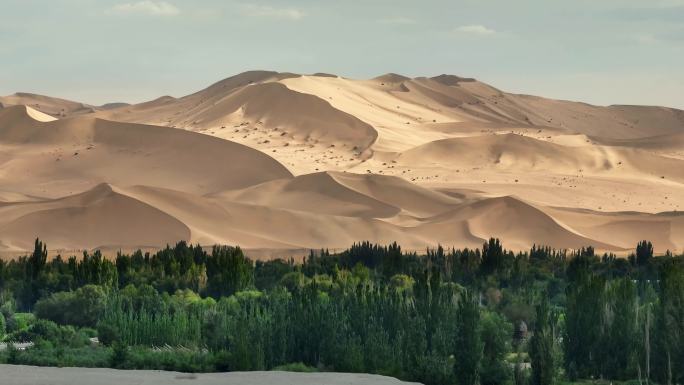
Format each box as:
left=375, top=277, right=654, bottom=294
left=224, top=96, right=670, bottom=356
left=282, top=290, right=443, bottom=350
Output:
left=1, top=345, right=110, bottom=368
left=272, top=362, right=319, bottom=372
left=110, top=341, right=128, bottom=368
left=34, top=285, right=107, bottom=327
left=96, top=322, right=120, bottom=346
left=122, top=347, right=216, bottom=372
left=8, top=319, right=89, bottom=347
left=12, top=313, right=34, bottom=332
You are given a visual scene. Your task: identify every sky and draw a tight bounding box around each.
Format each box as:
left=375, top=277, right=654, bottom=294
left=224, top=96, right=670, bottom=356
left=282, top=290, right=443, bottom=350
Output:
left=1, top=0, right=682, bottom=108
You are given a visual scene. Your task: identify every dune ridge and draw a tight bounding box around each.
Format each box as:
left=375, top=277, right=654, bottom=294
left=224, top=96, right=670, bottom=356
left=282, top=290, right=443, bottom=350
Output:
left=0, top=93, right=98, bottom=118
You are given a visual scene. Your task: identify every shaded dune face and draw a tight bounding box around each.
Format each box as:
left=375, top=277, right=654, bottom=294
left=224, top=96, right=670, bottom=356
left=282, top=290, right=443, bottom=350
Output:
left=1, top=70, right=683, bottom=255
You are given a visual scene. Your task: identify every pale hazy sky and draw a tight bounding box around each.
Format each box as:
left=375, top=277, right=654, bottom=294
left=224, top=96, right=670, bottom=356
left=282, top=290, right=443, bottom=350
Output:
left=1, top=0, right=682, bottom=108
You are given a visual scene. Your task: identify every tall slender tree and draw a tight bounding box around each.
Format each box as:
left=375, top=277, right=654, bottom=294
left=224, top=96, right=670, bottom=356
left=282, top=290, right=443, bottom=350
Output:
left=455, top=290, right=483, bottom=385
left=530, top=293, right=556, bottom=385
left=636, top=241, right=654, bottom=266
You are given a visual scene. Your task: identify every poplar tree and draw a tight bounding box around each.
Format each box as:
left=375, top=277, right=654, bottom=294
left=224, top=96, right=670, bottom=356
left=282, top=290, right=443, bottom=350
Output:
left=455, top=290, right=482, bottom=385
left=530, top=293, right=556, bottom=385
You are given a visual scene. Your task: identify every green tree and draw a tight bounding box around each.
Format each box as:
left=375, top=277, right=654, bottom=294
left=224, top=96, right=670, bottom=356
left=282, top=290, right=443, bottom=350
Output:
left=0, top=312, right=5, bottom=338
left=653, top=262, right=684, bottom=385
left=481, top=238, right=504, bottom=276
left=455, top=290, right=483, bottom=385
left=564, top=265, right=605, bottom=379
left=110, top=341, right=129, bottom=368
left=529, top=294, right=557, bottom=385
left=480, top=311, right=512, bottom=385
left=34, top=284, right=107, bottom=327
left=604, top=278, right=638, bottom=379
left=636, top=241, right=654, bottom=266
left=206, top=246, right=254, bottom=297
left=28, top=238, right=48, bottom=280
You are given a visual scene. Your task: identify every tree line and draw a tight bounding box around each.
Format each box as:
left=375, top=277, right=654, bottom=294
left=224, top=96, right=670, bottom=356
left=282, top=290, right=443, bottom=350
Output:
left=0, top=238, right=682, bottom=385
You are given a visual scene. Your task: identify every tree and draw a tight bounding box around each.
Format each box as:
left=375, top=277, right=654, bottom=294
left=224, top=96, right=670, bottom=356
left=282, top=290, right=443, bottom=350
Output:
left=653, top=262, right=684, bottom=385
left=455, top=290, right=483, bottom=385
left=0, top=312, right=5, bottom=338
left=480, top=311, right=512, bottom=385
left=34, top=284, right=107, bottom=327
left=21, top=238, right=49, bottom=306
left=529, top=293, right=557, bottom=385
left=206, top=246, right=254, bottom=297
left=28, top=238, right=48, bottom=280
left=481, top=238, right=504, bottom=276
left=604, top=278, right=638, bottom=379
left=110, top=341, right=128, bottom=368
left=636, top=241, right=654, bottom=266
left=564, top=264, right=605, bottom=379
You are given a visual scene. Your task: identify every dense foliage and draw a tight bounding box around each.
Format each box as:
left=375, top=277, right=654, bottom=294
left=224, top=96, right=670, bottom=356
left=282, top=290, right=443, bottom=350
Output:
left=0, top=238, right=683, bottom=385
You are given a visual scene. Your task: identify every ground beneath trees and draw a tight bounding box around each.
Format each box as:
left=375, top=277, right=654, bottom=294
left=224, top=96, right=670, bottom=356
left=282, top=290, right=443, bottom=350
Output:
left=0, top=365, right=423, bottom=385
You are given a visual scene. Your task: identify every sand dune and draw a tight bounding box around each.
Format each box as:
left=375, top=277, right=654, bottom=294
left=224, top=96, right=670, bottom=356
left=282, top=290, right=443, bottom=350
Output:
left=396, top=133, right=684, bottom=181
left=0, top=105, right=292, bottom=198
left=3, top=175, right=661, bottom=253
left=115, top=184, right=428, bottom=251
left=216, top=171, right=468, bottom=219
left=0, top=184, right=190, bottom=251
left=546, top=207, right=684, bottom=251
left=327, top=172, right=466, bottom=217
left=188, top=82, right=377, bottom=150
left=215, top=172, right=401, bottom=219
left=0, top=93, right=100, bottom=118
left=403, top=77, right=684, bottom=139
left=592, top=132, right=684, bottom=160
left=409, top=196, right=621, bottom=251
left=96, top=72, right=377, bottom=151
left=281, top=75, right=460, bottom=152
left=2, top=71, right=683, bottom=255
left=116, top=185, right=303, bottom=249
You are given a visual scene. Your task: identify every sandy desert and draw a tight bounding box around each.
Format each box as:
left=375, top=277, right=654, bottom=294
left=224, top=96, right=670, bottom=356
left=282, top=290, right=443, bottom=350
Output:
left=1, top=71, right=683, bottom=256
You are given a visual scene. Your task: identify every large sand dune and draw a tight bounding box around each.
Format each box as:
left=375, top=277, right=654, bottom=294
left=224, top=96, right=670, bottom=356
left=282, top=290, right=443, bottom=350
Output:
left=1, top=71, right=683, bottom=255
